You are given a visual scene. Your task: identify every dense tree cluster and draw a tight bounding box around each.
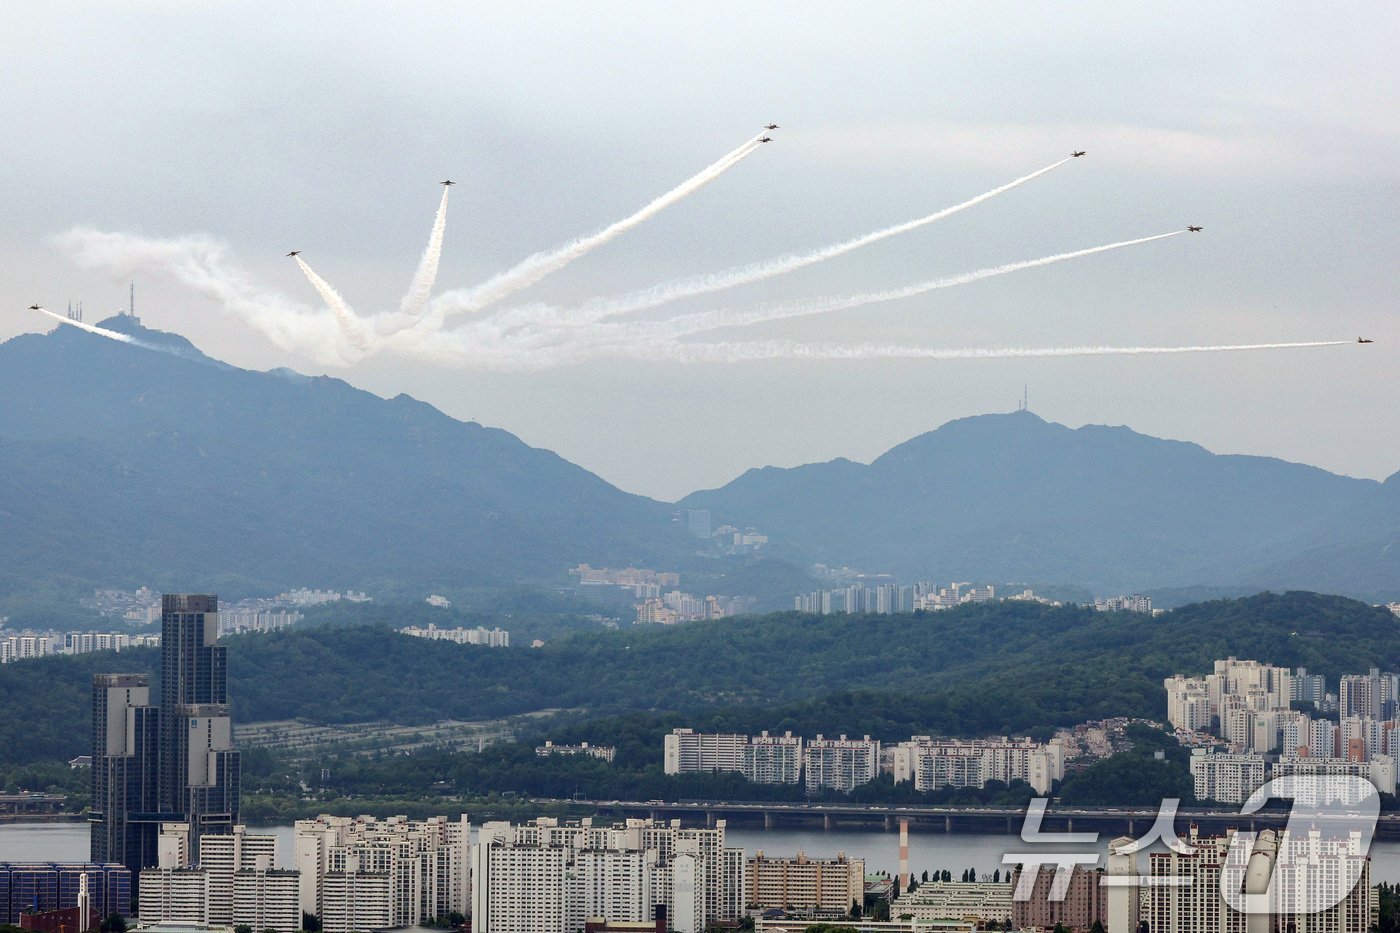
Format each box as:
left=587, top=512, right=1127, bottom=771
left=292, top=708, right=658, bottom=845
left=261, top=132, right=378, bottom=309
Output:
left=3, top=592, right=1393, bottom=774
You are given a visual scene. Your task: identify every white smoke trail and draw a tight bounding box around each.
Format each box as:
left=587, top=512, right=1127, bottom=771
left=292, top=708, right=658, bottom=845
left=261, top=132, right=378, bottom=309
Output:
left=35, top=306, right=217, bottom=363
left=661, top=338, right=1355, bottom=364
left=294, top=256, right=370, bottom=351
left=378, top=185, right=452, bottom=336
left=653, top=230, right=1187, bottom=337
left=430, top=133, right=767, bottom=317
left=36, top=307, right=141, bottom=346
left=557, top=155, right=1076, bottom=327
left=55, top=227, right=364, bottom=366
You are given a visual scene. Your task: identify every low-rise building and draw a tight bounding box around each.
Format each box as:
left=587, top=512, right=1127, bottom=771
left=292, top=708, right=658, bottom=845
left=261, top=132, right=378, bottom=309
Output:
left=536, top=740, right=618, bottom=762
left=891, top=881, right=1012, bottom=926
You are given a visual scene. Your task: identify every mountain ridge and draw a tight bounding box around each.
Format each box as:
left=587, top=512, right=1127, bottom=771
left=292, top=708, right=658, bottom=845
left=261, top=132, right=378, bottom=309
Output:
left=680, top=411, right=1400, bottom=598
left=3, top=318, right=1396, bottom=603
left=0, top=318, right=691, bottom=600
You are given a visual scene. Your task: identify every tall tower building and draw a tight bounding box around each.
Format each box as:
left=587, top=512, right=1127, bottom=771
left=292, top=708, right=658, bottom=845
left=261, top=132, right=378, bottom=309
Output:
left=160, top=594, right=241, bottom=859
left=90, top=673, right=164, bottom=874
left=92, top=594, right=241, bottom=873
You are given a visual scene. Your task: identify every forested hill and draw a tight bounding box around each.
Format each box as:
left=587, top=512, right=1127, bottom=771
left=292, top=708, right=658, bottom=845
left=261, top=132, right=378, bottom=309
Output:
left=679, top=411, right=1400, bottom=599
left=4, top=591, right=1394, bottom=764
left=0, top=318, right=690, bottom=600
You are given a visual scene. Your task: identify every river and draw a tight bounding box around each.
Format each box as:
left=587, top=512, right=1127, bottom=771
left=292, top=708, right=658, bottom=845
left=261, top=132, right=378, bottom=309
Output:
left=9, top=821, right=1400, bottom=882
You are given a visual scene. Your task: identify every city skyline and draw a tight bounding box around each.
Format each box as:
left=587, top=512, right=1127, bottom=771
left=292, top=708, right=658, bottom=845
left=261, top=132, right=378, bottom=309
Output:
left=1, top=5, right=1396, bottom=499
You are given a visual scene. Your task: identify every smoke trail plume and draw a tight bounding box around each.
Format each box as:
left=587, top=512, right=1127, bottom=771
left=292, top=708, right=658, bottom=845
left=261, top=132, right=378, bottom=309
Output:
left=654, top=230, right=1187, bottom=337
left=36, top=306, right=220, bottom=364
left=294, top=256, right=370, bottom=351
left=37, top=307, right=143, bottom=346
left=431, top=133, right=767, bottom=317
left=55, top=227, right=364, bottom=366
left=378, top=185, right=452, bottom=336
left=561, top=156, right=1076, bottom=327
left=663, top=338, right=1355, bottom=364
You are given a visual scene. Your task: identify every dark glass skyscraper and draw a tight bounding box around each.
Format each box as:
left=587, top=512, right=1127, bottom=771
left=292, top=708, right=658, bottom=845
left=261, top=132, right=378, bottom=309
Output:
left=91, top=594, right=240, bottom=873
left=89, top=674, right=164, bottom=872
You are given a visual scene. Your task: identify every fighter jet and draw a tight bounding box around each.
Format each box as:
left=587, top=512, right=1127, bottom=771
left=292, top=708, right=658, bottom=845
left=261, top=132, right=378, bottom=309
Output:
left=27, top=304, right=40, bottom=311
left=758, top=136, right=772, bottom=143
left=1187, top=226, right=1203, bottom=232
left=764, top=124, right=779, bottom=130
left=286, top=251, right=301, bottom=257
left=440, top=180, right=456, bottom=186
left=1358, top=337, right=1375, bottom=344
left=1071, top=150, right=1086, bottom=157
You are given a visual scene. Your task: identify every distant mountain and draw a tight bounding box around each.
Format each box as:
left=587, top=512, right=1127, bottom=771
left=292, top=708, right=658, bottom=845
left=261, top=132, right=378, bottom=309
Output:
left=0, top=317, right=691, bottom=599
left=680, top=411, right=1400, bottom=599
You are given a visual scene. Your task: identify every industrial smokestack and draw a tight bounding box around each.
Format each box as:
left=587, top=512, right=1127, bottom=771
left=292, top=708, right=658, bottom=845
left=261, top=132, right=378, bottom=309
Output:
left=899, top=818, right=910, bottom=890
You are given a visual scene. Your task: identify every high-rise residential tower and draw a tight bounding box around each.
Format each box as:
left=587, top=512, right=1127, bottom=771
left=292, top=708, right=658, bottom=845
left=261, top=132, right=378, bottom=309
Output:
left=91, top=594, right=240, bottom=873
left=89, top=674, right=164, bottom=873
left=160, top=594, right=241, bottom=859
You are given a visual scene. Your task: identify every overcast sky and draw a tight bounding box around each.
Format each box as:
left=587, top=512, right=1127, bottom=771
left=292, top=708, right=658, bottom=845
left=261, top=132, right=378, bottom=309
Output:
left=2, top=3, right=1397, bottom=500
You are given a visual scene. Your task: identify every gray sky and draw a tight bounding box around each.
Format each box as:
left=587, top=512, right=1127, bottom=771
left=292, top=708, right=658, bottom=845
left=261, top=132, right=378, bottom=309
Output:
left=2, top=3, right=1397, bottom=500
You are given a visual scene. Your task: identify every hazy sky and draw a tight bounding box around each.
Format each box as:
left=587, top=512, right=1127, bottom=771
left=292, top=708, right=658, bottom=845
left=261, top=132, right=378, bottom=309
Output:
left=2, top=3, right=1397, bottom=500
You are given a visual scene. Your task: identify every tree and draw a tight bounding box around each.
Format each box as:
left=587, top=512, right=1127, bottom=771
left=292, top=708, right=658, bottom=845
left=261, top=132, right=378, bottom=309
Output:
left=235, top=925, right=253, bottom=933
left=1090, top=921, right=1106, bottom=933
left=302, top=913, right=321, bottom=933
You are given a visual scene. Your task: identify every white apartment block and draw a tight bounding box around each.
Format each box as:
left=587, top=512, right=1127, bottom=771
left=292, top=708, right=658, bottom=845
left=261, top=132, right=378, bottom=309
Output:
left=663, top=729, right=748, bottom=775
left=1145, top=827, right=1371, bottom=933
left=803, top=735, right=880, bottom=793
left=1094, top=594, right=1152, bottom=613
left=321, top=870, right=392, bottom=933
left=745, top=851, right=864, bottom=913
left=140, top=869, right=209, bottom=925
left=232, top=869, right=301, bottom=933
left=1167, top=659, right=1305, bottom=751
left=471, top=818, right=744, bottom=933
left=294, top=814, right=470, bottom=928
left=891, top=737, right=1065, bottom=795
left=0, top=633, right=57, bottom=663
left=743, top=732, right=803, bottom=784
left=400, top=624, right=510, bottom=647
left=1164, top=675, right=1213, bottom=732
left=196, top=824, right=279, bottom=921
left=142, top=823, right=294, bottom=931
left=1188, top=749, right=1265, bottom=805
left=1273, top=754, right=1398, bottom=802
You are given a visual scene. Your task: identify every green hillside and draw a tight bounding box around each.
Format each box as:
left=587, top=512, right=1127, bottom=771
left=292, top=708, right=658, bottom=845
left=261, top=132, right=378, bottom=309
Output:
left=3, top=591, right=1393, bottom=766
